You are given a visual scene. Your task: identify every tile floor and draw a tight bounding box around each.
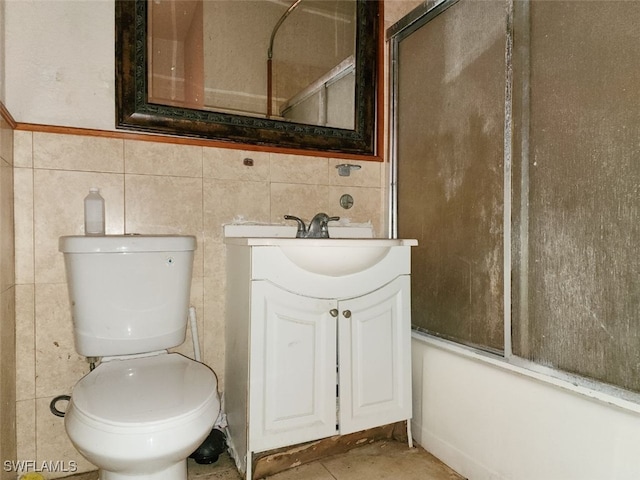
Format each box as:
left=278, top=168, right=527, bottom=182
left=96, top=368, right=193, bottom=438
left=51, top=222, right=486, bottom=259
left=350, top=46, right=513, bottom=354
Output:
left=61, top=440, right=464, bottom=480
left=188, top=440, right=465, bottom=480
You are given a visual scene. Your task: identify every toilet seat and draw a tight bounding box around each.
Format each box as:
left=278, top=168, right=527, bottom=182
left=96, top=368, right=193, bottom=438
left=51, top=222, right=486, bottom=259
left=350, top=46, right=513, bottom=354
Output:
left=70, top=353, right=218, bottom=429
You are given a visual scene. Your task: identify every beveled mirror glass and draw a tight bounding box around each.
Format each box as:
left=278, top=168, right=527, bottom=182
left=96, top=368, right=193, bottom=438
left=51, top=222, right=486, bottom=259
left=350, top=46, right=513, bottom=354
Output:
left=116, top=0, right=380, bottom=156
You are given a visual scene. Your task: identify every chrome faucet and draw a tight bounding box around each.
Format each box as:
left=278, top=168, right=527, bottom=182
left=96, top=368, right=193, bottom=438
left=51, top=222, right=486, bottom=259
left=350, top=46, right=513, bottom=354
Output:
left=284, top=213, right=340, bottom=238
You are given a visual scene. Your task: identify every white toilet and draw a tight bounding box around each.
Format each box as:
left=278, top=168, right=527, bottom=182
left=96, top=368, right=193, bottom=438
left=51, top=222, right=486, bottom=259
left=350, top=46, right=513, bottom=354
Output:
left=59, top=234, right=221, bottom=480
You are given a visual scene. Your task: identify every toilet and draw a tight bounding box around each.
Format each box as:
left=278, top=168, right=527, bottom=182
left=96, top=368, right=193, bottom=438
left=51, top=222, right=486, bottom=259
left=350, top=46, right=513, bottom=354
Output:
left=59, top=234, right=221, bottom=480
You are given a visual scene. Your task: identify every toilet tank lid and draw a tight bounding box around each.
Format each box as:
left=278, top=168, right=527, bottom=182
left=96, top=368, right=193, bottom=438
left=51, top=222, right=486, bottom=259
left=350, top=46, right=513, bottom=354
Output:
left=59, top=235, right=196, bottom=253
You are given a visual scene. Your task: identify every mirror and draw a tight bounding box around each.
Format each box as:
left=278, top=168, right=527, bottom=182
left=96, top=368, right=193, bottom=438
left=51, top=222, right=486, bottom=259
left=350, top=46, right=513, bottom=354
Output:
left=115, top=0, right=380, bottom=156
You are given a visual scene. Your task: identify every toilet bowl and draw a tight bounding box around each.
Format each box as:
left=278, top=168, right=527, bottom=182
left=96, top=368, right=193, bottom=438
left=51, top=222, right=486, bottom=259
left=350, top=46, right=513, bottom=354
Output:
left=59, top=235, right=221, bottom=480
left=65, top=353, right=220, bottom=480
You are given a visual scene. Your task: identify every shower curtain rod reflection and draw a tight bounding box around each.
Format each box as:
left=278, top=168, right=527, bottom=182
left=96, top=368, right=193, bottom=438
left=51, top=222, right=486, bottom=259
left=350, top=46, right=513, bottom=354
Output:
left=267, top=0, right=303, bottom=118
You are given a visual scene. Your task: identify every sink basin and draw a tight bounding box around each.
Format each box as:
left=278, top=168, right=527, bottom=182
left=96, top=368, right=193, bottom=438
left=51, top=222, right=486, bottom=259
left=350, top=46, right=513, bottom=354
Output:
left=224, top=225, right=417, bottom=276
left=227, top=237, right=417, bottom=276
left=280, top=239, right=397, bottom=276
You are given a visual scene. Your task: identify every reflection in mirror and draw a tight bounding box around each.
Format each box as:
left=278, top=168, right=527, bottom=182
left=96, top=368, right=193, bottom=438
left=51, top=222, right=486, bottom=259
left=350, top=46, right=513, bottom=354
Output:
left=148, top=0, right=356, bottom=129
left=116, top=0, right=380, bottom=155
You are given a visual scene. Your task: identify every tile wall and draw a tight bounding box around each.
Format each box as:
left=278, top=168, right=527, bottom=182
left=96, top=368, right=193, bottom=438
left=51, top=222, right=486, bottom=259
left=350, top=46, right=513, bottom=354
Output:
left=0, top=115, right=16, bottom=480
left=12, top=130, right=385, bottom=477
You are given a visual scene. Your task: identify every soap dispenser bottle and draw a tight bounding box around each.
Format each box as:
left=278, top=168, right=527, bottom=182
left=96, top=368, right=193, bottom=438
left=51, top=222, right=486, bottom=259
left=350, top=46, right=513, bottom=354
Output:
left=84, top=187, right=105, bottom=236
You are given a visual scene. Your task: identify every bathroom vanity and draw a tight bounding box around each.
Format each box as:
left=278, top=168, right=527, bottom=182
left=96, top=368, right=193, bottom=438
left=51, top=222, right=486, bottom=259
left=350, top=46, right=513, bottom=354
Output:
left=223, top=226, right=417, bottom=479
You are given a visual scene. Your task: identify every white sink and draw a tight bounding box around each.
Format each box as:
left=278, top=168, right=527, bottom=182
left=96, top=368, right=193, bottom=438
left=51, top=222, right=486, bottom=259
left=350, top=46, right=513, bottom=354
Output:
left=223, top=224, right=417, bottom=277
left=279, top=239, right=399, bottom=276
left=226, top=237, right=417, bottom=276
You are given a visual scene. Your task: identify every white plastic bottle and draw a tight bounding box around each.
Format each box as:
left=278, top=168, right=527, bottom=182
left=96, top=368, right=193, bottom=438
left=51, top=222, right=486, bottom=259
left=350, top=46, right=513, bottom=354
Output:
left=84, top=188, right=105, bottom=236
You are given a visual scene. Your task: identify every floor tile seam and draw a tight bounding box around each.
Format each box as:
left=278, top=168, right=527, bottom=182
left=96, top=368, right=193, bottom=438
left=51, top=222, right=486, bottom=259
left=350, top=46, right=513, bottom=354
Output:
left=318, top=459, right=340, bottom=480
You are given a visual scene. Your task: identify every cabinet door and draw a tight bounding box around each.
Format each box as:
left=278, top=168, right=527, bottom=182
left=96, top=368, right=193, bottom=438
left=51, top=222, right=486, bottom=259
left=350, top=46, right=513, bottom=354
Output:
left=338, top=276, right=412, bottom=434
left=249, top=281, right=338, bottom=452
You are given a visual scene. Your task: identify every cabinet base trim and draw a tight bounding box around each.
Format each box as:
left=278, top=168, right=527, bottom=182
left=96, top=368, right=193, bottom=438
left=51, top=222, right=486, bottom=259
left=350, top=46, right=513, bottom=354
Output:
left=251, top=421, right=409, bottom=479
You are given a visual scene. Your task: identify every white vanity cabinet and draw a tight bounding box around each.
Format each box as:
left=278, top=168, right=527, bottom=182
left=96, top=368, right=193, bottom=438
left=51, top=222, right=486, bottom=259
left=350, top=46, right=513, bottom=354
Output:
left=249, top=281, right=337, bottom=451
left=224, top=236, right=415, bottom=479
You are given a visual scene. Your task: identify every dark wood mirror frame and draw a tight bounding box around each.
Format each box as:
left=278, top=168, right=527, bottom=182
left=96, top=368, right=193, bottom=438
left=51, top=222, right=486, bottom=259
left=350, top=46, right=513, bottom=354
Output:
left=115, top=0, right=382, bottom=157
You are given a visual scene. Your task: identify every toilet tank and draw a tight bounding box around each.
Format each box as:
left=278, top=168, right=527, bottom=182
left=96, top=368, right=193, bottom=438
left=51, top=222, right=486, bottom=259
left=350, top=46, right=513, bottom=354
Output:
left=59, top=235, right=196, bottom=357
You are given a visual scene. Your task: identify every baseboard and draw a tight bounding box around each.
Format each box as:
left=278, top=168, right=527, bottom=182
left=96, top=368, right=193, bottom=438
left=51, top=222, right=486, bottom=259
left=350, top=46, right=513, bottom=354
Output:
left=252, top=421, right=408, bottom=479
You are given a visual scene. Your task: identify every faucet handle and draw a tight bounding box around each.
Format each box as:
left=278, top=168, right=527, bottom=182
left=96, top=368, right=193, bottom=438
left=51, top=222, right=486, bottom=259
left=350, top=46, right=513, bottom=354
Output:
left=317, top=214, right=340, bottom=238
left=284, top=215, right=306, bottom=238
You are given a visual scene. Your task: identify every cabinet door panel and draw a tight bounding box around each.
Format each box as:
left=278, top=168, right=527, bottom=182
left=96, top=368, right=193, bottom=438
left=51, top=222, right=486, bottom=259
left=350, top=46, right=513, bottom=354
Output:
left=338, top=276, right=412, bottom=434
left=250, top=281, right=337, bottom=452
